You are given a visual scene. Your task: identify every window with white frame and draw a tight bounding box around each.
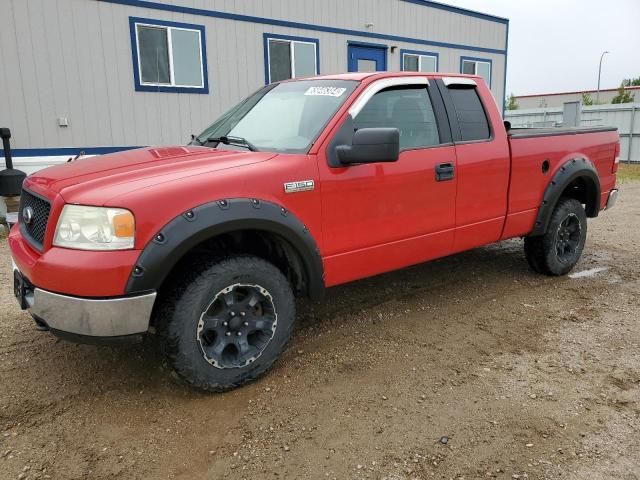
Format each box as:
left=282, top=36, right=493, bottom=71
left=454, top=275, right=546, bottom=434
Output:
left=461, top=58, right=491, bottom=86
left=131, top=18, right=207, bottom=92
left=266, top=35, right=318, bottom=83
left=402, top=52, right=438, bottom=73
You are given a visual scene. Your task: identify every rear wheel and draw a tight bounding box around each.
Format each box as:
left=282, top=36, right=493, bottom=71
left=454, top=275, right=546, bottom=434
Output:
left=161, top=256, right=295, bottom=392
left=524, top=198, right=587, bottom=276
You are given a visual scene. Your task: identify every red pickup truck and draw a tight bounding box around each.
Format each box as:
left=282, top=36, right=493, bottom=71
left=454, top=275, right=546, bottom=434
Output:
left=9, top=72, right=619, bottom=391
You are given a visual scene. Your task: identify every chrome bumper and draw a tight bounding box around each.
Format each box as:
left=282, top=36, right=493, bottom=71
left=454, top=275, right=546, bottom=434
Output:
left=606, top=188, right=619, bottom=210
left=27, top=289, right=156, bottom=337
left=14, top=274, right=156, bottom=337
left=11, top=257, right=156, bottom=338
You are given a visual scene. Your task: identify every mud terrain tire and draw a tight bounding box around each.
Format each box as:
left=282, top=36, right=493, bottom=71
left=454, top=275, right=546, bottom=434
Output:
left=160, top=256, right=295, bottom=392
left=524, top=198, right=587, bottom=276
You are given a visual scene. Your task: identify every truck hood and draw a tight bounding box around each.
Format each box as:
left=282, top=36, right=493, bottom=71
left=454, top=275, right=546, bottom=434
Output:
left=25, top=146, right=277, bottom=204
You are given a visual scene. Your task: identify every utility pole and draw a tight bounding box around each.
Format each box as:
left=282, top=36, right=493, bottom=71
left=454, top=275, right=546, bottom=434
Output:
left=596, top=51, right=609, bottom=104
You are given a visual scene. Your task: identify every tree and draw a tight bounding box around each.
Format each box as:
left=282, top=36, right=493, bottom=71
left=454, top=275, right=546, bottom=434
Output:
left=621, top=77, right=640, bottom=87
left=611, top=82, right=635, bottom=104
left=505, top=93, right=519, bottom=110
left=581, top=92, right=594, bottom=106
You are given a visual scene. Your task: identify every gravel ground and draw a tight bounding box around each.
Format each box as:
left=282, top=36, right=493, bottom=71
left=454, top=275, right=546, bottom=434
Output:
left=1, top=183, right=639, bottom=480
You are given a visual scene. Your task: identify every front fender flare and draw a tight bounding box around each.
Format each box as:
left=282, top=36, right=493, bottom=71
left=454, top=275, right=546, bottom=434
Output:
left=530, top=157, right=600, bottom=236
left=125, top=198, right=324, bottom=298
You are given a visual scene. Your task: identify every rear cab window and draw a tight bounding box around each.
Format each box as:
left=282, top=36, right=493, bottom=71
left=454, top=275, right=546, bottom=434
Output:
left=444, top=85, right=491, bottom=142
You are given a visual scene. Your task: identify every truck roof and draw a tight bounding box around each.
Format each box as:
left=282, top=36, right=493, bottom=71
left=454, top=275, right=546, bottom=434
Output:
left=303, top=71, right=482, bottom=83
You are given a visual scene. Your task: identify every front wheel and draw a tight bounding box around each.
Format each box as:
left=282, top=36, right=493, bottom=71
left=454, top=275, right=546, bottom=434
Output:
left=161, top=256, right=295, bottom=392
left=524, top=197, right=587, bottom=276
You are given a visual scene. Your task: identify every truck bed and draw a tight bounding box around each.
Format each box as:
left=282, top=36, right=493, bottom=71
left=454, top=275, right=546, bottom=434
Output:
left=508, top=126, right=617, bottom=139
left=501, top=127, right=619, bottom=239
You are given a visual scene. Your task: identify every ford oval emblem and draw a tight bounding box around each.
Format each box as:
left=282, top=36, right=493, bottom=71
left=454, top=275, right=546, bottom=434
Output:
left=23, top=206, right=34, bottom=225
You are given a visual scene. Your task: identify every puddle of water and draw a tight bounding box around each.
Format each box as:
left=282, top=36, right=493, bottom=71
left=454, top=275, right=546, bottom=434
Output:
left=569, top=267, right=609, bottom=279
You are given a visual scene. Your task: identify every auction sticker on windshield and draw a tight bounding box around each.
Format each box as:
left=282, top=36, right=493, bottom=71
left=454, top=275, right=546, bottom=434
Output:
left=304, top=86, right=347, bottom=97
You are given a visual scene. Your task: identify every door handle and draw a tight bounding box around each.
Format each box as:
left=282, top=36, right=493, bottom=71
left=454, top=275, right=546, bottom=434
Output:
left=435, top=162, right=455, bottom=182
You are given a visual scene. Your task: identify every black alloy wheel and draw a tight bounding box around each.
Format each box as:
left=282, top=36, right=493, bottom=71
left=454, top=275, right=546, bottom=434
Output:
left=197, top=283, right=277, bottom=369
left=554, top=213, right=581, bottom=263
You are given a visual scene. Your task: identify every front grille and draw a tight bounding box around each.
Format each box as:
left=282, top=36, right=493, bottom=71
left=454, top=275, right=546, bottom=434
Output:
left=19, top=189, right=52, bottom=250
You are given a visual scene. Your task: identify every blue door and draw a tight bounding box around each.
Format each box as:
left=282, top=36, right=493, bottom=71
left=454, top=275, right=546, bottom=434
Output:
left=347, top=44, right=387, bottom=72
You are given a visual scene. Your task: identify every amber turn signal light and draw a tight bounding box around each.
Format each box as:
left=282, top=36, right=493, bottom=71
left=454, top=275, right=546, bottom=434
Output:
left=112, top=211, right=135, bottom=238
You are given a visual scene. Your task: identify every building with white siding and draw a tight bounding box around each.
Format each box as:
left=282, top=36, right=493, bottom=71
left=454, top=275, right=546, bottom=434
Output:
left=515, top=86, right=640, bottom=109
left=0, top=0, right=509, bottom=174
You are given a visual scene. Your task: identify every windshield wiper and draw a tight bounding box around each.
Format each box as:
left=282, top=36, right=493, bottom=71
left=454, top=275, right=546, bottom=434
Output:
left=206, top=135, right=259, bottom=152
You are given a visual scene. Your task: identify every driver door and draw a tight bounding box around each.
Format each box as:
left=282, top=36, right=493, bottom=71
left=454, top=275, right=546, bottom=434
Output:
left=317, top=82, right=457, bottom=286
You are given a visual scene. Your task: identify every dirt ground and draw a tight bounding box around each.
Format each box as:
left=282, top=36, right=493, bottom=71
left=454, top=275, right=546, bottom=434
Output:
left=1, top=184, right=639, bottom=480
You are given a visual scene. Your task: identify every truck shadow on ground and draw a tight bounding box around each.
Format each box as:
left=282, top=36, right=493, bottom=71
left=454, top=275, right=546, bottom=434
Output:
left=297, top=238, right=533, bottom=327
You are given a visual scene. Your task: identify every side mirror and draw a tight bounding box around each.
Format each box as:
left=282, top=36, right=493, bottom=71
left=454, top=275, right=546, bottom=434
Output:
left=336, top=128, right=400, bottom=165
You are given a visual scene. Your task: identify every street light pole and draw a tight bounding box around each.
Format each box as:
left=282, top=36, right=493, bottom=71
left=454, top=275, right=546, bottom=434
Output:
left=596, top=51, right=609, bottom=104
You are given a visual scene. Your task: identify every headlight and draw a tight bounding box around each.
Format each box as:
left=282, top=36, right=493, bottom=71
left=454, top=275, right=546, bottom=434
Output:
left=53, top=205, right=135, bottom=250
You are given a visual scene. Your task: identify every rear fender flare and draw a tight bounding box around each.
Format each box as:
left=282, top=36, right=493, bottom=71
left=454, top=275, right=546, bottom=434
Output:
left=530, top=157, right=600, bottom=236
left=125, top=198, right=324, bottom=298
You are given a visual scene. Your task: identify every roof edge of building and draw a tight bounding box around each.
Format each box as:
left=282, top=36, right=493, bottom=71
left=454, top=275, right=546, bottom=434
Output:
left=516, top=85, right=640, bottom=99
left=401, top=0, right=508, bottom=24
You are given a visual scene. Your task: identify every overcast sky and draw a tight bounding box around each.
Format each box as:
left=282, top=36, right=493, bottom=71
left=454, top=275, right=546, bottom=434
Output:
left=442, top=0, right=640, bottom=96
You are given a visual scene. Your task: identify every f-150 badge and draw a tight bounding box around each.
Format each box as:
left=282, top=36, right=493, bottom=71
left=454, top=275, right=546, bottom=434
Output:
left=284, top=180, right=315, bottom=193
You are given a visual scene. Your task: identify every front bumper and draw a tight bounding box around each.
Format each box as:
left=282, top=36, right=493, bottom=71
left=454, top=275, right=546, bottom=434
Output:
left=13, top=260, right=156, bottom=337
left=9, top=223, right=142, bottom=297
left=605, top=188, right=619, bottom=210
left=29, top=288, right=156, bottom=337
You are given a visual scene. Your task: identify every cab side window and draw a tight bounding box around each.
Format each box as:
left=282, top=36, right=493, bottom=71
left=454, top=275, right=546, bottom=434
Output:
left=446, top=86, right=490, bottom=141
left=353, top=86, right=440, bottom=150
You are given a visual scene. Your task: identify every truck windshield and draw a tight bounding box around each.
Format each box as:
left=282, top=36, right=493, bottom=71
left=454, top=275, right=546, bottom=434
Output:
left=193, top=80, right=358, bottom=153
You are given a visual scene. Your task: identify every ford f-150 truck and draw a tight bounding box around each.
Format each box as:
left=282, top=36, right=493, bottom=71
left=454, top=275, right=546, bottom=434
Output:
left=8, top=72, right=620, bottom=391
